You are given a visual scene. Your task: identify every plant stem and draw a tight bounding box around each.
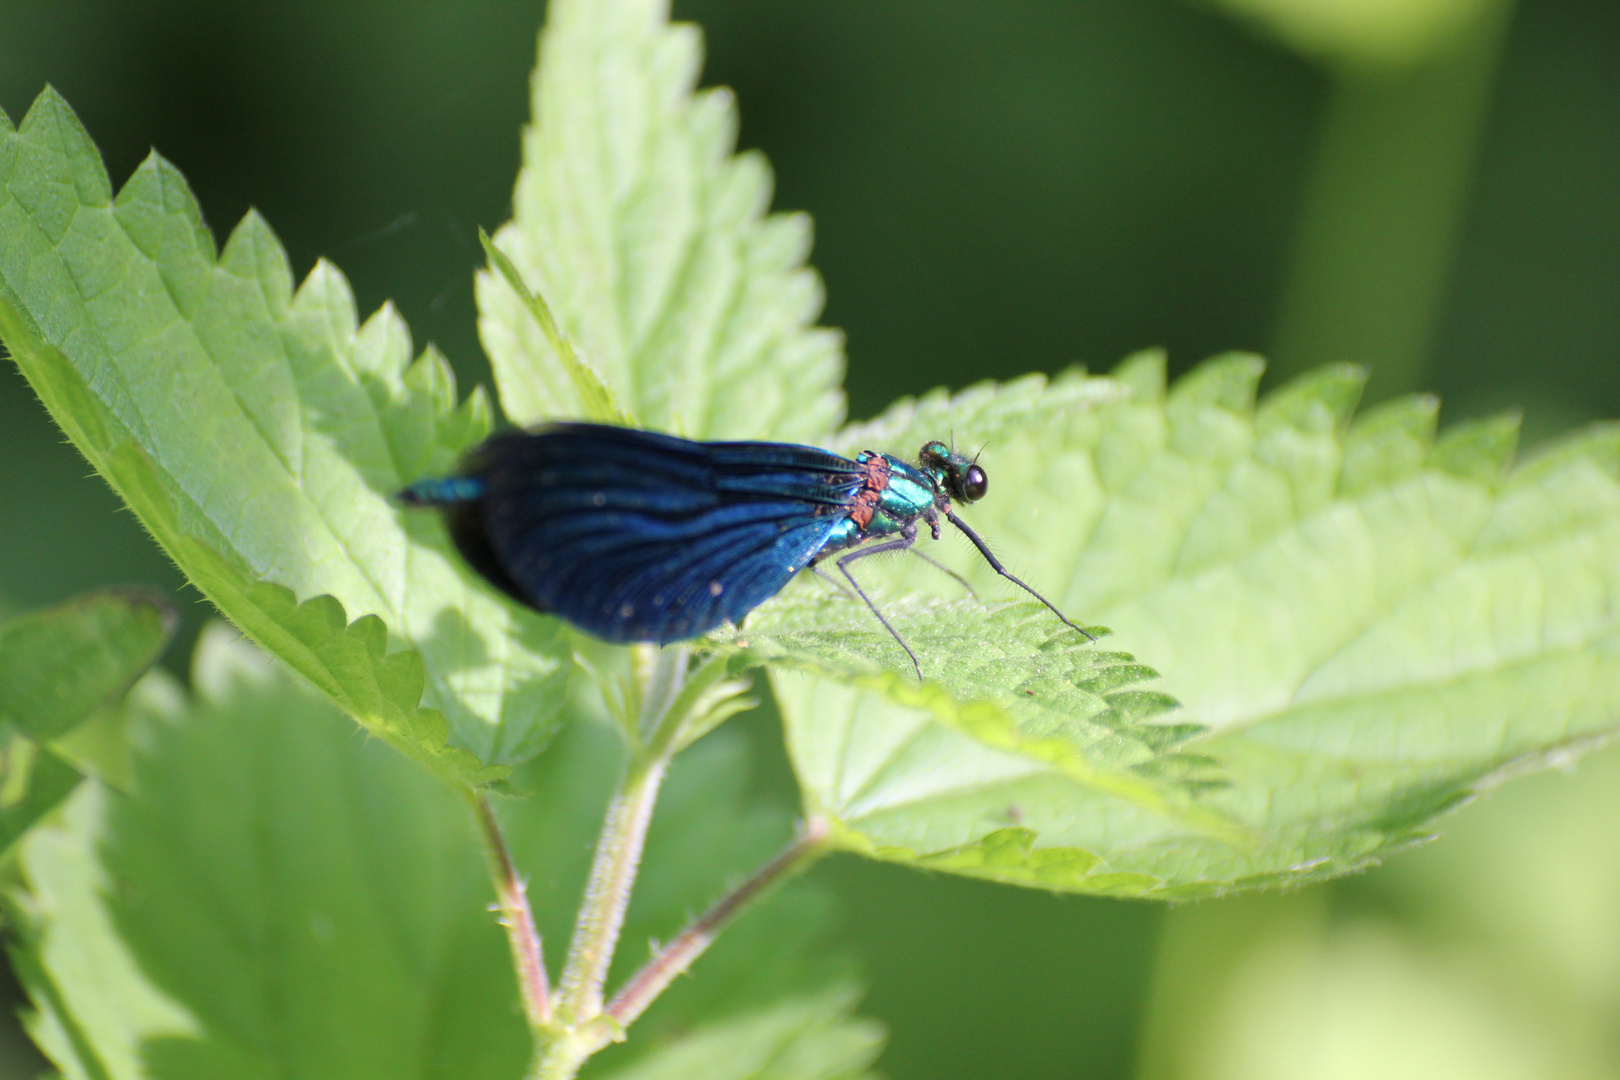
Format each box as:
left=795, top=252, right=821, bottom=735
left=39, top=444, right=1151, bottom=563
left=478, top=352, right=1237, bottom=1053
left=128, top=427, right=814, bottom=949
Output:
left=528, top=1029, right=586, bottom=1080
left=532, top=643, right=784, bottom=1080
left=557, top=753, right=671, bottom=1021
left=470, top=790, right=552, bottom=1028
left=607, top=816, right=834, bottom=1027
left=556, top=645, right=690, bottom=1022
left=529, top=1031, right=595, bottom=1080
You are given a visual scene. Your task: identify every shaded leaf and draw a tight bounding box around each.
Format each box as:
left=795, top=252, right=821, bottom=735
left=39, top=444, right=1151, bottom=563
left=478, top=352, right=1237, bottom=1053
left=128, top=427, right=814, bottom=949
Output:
left=712, top=589, right=1223, bottom=833
left=0, top=587, right=173, bottom=741
left=0, top=738, right=81, bottom=855
left=592, top=983, right=881, bottom=1080
left=7, top=628, right=880, bottom=1079
left=5, top=626, right=529, bottom=1080
left=0, top=588, right=174, bottom=854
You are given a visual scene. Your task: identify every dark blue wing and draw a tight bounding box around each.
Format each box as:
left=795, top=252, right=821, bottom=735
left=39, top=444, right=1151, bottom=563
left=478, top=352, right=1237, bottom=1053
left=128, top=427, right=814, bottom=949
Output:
left=415, top=423, right=862, bottom=643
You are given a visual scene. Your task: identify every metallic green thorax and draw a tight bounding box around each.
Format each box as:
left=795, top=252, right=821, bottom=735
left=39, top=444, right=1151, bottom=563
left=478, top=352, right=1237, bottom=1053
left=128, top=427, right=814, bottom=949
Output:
left=818, top=441, right=981, bottom=555
left=801, top=436, right=1089, bottom=680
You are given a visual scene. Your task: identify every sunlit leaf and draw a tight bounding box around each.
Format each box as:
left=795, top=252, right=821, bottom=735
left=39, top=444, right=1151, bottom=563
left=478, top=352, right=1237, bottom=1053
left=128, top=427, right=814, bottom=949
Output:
left=477, top=0, right=844, bottom=443
left=761, top=355, right=1620, bottom=897
left=0, top=91, right=567, bottom=784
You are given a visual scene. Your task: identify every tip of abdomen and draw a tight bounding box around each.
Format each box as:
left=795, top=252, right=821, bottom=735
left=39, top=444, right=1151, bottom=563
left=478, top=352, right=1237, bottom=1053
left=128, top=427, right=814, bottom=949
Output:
left=397, top=476, right=486, bottom=506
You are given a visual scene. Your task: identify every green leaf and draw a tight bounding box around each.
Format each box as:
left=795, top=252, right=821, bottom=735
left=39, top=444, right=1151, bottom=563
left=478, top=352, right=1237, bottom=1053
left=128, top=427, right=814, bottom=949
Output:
left=828, top=361, right=1134, bottom=459
left=663, top=653, right=758, bottom=754
left=477, top=0, right=845, bottom=442
left=712, top=591, right=1219, bottom=827
left=0, top=588, right=174, bottom=852
left=0, top=737, right=82, bottom=855
left=0, top=89, right=569, bottom=785
left=478, top=228, right=636, bottom=428
left=591, top=984, right=882, bottom=1080
left=762, top=355, right=1620, bottom=897
left=6, top=625, right=531, bottom=1080
left=7, top=627, right=880, bottom=1079
left=0, top=587, right=174, bottom=741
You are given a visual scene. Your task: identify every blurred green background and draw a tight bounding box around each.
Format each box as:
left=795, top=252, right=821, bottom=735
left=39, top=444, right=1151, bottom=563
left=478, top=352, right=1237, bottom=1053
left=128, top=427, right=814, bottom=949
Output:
left=2, top=0, right=1618, bottom=1077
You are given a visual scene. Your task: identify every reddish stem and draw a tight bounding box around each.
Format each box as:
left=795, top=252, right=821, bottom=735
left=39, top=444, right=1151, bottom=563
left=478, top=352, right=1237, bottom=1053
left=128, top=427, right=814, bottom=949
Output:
left=606, top=818, right=832, bottom=1027
left=474, top=792, right=552, bottom=1028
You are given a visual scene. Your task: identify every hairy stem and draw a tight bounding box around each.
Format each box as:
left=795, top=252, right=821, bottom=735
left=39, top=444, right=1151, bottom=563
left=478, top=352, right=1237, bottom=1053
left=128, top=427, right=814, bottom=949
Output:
left=529, top=1030, right=596, bottom=1080
left=557, top=754, right=670, bottom=1021
left=471, top=790, right=552, bottom=1029
left=556, top=645, right=690, bottom=1022
left=607, top=817, right=834, bottom=1027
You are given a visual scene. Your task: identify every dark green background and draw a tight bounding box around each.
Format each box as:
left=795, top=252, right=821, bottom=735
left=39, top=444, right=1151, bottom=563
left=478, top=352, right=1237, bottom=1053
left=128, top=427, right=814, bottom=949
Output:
left=2, top=1, right=1617, bottom=1077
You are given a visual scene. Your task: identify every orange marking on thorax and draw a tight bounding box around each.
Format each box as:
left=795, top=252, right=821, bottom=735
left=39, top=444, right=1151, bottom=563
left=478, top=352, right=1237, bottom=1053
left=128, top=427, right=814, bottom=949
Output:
left=848, top=454, right=891, bottom=531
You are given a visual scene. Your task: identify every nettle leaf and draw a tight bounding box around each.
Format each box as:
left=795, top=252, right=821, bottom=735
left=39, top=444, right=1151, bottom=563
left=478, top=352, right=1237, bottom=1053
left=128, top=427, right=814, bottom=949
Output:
left=0, top=90, right=568, bottom=785
left=758, top=354, right=1620, bottom=898
left=477, top=0, right=845, bottom=442
left=829, top=363, right=1131, bottom=459
left=0, top=588, right=174, bottom=854
left=0, top=738, right=81, bottom=857
left=592, top=984, right=882, bottom=1080
left=0, top=587, right=174, bottom=742
left=712, top=591, right=1218, bottom=830
left=6, top=628, right=879, bottom=1080
left=5, top=627, right=531, bottom=1080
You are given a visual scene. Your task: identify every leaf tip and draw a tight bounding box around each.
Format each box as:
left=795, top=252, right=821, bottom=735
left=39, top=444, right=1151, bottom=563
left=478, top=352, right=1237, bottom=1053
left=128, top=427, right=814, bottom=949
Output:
left=20, top=85, right=113, bottom=208
left=22, top=84, right=74, bottom=128
left=1510, top=419, right=1620, bottom=486
left=1431, top=410, right=1521, bottom=486
left=1257, top=363, right=1367, bottom=434
left=1111, top=348, right=1168, bottom=402
left=108, top=584, right=180, bottom=641
left=1171, top=352, right=1266, bottom=414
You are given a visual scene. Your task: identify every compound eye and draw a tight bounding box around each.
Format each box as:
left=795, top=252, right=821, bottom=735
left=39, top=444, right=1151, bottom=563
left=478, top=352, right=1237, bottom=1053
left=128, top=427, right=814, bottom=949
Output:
left=960, top=464, right=988, bottom=502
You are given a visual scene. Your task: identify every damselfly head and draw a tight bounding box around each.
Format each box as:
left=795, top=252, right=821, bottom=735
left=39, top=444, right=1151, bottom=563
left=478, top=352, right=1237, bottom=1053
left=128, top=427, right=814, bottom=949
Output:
left=920, top=440, right=988, bottom=504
